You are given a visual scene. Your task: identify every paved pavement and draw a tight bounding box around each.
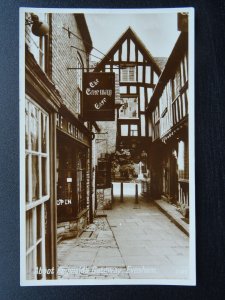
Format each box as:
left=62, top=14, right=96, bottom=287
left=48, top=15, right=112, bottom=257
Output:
left=57, top=193, right=189, bottom=280
left=154, top=199, right=189, bottom=236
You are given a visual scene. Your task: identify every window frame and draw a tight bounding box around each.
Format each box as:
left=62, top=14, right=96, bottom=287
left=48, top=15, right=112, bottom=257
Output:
left=120, top=66, right=136, bottom=82
left=25, top=95, right=50, bottom=280
left=120, top=123, right=139, bottom=137
left=28, top=13, right=49, bottom=72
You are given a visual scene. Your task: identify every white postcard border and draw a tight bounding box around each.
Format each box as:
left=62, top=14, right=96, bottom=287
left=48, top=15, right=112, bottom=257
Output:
left=19, top=7, right=195, bottom=286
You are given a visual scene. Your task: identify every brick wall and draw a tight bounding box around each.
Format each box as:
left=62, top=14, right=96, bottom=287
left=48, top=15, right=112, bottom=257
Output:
left=51, top=14, right=88, bottom=117
left=51, top=14, right=92, bottom=238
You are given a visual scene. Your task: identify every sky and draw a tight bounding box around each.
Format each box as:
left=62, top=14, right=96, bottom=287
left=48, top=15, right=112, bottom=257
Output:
left=85, top=11, right=181, bottom=61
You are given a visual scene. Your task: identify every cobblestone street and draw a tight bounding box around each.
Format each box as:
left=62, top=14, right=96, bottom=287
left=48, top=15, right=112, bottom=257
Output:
left=57, top=193, right=189, bottom=280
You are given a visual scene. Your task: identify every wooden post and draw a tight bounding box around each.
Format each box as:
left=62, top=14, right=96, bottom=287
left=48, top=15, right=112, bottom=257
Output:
left=120, top=182, right=123, bottom=203
left=135, top=183, right=138, bottom=204
left=111, top=183, right=114, bottom=204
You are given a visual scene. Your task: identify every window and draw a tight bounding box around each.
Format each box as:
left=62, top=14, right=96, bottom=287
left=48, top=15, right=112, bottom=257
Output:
left=120, top=124, right=138, bottom=136
left=76, top=54, right=83, bottom=115
left=121, top=124, right=129, bottom=136
left=121, top=66, right=136, bottom=82
left=152, top=105, right=159, bottom=124
left=178, top=140, right=189, bottom=179
left=25, top=96, right=50, bottom=280
left=28, top=13, right=48, bottom=71
left=119, top=98, right=138, bottom=119
left=160, top=88, right=168, bottom=115
left=130, top=86, right=137, bottom=94
left=178, top=141, right=185, bottom=178
left=120, top=86, right=127, bottom=94
left=130, top=124, right=138, bottom=136
left=140, top=87, right=145, bottom=111
left=140, top=115, right=146, bottom=136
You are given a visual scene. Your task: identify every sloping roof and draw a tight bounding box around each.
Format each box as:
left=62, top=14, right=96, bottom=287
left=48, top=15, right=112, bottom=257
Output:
left=94, top=27, right=161, bottom=75
left=154, top=57, right=168, bottom=71
left=146, top=32, right=188, bottom=112
left=74, top=14, right=93, bottom=53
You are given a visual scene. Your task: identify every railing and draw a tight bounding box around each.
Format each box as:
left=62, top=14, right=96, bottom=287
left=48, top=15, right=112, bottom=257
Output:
left=178, top=179, right=189, bottom=207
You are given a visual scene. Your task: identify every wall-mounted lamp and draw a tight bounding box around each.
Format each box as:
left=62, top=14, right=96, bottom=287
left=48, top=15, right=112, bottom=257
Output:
left=25, top=13, right=49, bottom=37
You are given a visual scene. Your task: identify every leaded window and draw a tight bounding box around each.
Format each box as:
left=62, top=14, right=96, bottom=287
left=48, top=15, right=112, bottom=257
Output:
left=121, top=66, right=136, bottom=82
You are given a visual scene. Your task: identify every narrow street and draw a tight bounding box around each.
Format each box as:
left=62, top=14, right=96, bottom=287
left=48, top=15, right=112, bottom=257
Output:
left=57, top=184, right=189, bottom=280
left=22, top=10, right=194, bottom=285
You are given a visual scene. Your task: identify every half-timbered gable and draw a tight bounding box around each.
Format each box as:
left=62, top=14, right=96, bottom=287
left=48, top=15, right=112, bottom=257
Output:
left=94, top=27, right=163, bottom=151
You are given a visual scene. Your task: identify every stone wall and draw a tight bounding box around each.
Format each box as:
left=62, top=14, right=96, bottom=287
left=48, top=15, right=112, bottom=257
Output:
left=96, top=188, right=112, bottom=210
left=57, top=210, right=89, bottom=240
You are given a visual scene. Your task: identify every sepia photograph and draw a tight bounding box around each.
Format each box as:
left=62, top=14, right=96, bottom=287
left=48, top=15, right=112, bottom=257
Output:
left=19, top=7, right=195, bottom=286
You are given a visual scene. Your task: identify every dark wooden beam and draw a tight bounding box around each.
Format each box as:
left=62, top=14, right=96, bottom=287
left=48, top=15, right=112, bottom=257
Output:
left=119, top=45, right=122, bottom=63
left=143, top=65, right=146, bottom=84
left=127, top=38, right=130, bottom=62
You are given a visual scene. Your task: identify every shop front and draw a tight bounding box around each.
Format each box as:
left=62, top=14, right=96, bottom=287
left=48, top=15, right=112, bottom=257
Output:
left=24, top=47, right=61, bottom=280
left=56, top=110, right=92, bottom=240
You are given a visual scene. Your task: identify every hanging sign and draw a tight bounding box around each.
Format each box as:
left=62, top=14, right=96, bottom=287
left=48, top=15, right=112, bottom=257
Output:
left=83, top=72, right=115, bottom=121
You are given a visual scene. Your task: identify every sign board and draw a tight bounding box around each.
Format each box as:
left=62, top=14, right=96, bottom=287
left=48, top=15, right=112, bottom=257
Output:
left=83, top=72, right=115, bottom=121
left=56, top=113, right=90, bottom=146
